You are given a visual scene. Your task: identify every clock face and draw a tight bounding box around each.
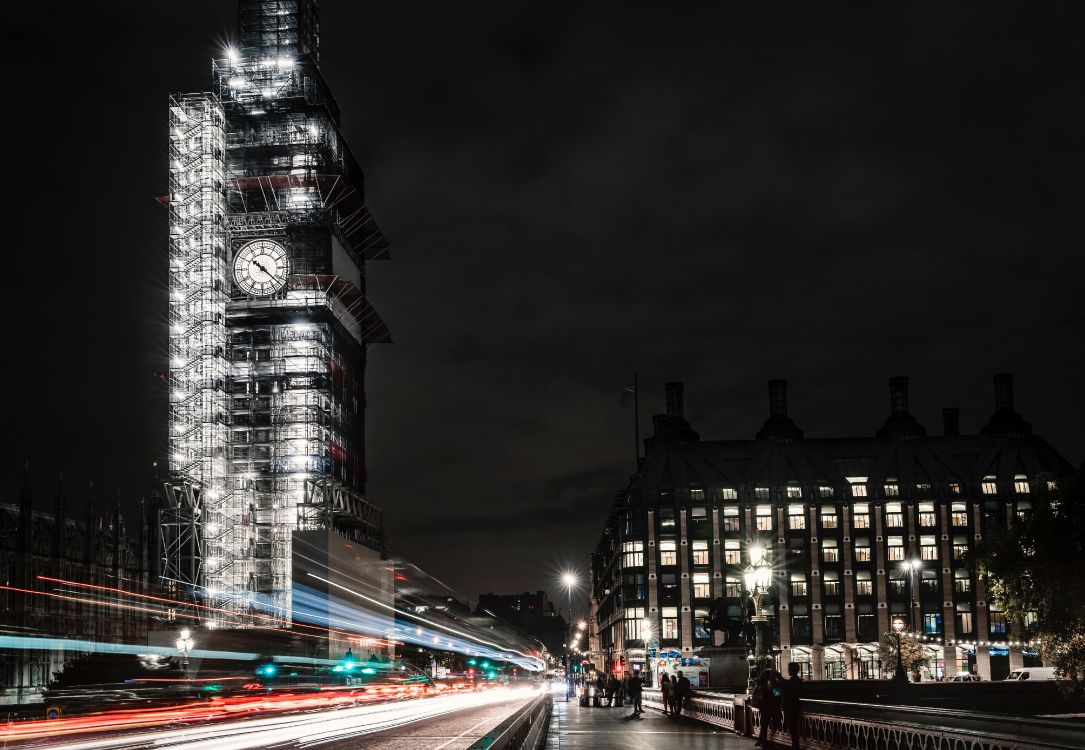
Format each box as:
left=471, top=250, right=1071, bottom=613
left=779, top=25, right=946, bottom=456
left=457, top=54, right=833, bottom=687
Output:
left=233, top=240, right=290, bottom=296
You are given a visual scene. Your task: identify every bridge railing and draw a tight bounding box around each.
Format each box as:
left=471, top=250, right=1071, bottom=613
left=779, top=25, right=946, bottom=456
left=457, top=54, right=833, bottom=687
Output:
left=642, top=689, right=1077, bottom=750
left=468, top=691, right=551, bottom=750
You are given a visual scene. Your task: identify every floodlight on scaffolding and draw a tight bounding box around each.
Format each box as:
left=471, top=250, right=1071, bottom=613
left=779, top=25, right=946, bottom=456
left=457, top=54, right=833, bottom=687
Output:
left=229, top=77, right=248, bottom=89
left=226, top=47, right=239, bottom=64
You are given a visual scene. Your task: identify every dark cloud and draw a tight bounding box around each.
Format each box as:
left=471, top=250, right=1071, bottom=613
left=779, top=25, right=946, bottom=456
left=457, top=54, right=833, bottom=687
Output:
left=2, top=1, right=1083, bottom=600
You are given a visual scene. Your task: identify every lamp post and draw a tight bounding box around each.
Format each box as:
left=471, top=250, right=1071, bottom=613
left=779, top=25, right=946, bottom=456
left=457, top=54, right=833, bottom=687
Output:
left=902, top=559, right=921, bottom=632
left=642, top=618, right=657, bottom=687
left=892, top=615, right=908, bottom=683
left=560, top=571, right=579, bottom=694
left=175, top=628, right=194, bottom=679
left=743, top=545, right=774, bottom=666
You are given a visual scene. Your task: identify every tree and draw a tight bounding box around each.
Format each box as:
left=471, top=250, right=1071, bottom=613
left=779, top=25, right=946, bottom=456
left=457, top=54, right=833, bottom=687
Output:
left=878, top=630, right=928, bottom=680
left=975, top=465, right=1085, bottom=697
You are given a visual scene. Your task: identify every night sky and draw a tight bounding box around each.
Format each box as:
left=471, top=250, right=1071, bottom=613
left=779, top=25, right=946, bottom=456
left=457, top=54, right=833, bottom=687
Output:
left=3, top=2, right=1083, bottom=603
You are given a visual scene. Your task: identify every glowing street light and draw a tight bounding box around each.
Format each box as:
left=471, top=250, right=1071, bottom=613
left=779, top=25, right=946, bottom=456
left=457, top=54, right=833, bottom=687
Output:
left=175, top=628, right=194, bottom=678
left=901, top=559, right=922, bottom=631
left=892, top=614, right=908, bottom=683
left=744, top=544, right=774, bottom=671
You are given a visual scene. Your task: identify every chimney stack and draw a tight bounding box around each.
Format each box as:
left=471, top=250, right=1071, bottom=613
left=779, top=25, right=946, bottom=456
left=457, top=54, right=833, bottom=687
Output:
left=889, top=376, right=910, bottom=414
left=994, top=373, right=1014, bottom=412
left=665, top=382, right=684, bottom=420
left=942, top=407, right=960, bottom=436
left=769, top=379, right=788, bottom=419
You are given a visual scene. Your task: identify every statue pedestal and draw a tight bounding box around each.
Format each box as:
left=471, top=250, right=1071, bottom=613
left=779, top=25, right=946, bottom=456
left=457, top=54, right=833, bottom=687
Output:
left=694, top=646, right=750, bottom=692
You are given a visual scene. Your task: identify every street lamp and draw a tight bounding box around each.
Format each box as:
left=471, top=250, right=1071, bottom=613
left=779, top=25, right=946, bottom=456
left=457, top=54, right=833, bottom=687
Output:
left=892, top=615, right=908, bottom=683
left=901, top=559, right=921, bottom=632
left=559, top=571, right=580, bottom=693
left=642, top=618, right=657, bottom=686
left=743, top=544, right=774, bottom=666
left=175, top=628, right=194, bottom=678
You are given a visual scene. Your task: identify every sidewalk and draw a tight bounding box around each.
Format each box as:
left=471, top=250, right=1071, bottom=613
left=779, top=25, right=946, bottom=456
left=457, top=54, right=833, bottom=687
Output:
left=544, top=695, right=758, bottom=750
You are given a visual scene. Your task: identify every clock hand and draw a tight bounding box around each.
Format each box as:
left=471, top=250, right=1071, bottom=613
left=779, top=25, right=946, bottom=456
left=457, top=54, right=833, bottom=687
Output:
left=252, top=259, right=274, bottom=276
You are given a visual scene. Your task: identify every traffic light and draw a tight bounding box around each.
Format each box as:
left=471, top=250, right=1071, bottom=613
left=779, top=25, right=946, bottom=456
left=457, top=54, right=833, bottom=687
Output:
left=256, top=663, right=277, bottom=677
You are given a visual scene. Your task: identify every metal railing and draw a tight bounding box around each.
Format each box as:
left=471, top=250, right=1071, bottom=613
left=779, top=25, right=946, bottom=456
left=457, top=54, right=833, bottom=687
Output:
left=642, top=689, right=1082, bottom=750
left=467, top=691, right=551, bottom=750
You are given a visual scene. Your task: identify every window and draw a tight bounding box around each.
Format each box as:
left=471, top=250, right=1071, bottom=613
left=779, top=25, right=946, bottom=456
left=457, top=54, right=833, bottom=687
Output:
left=623, top=607, right=645, bottom=641
left=693, top=572, right=711, bottom=599
left=918, top=502, right=936, bottom=527
left=853, top=503, right=870, bottom=529
left=823, top=572, right=840, bottom=596
left=721, top=488, right=737, bottom=501
left=821, top=505, right=838, bottom=529
left=791, top=605, right=811, bottom=640
left=819, top=485, right=834, bottom=498
left=890, top=576, right=905, bottom=595
left=691, top=506, right=707, bottom=520
left=851, top=483, right=868, bottom=498
left=884, top=481, right=900, bottom=497
left=854, top=538, right=871, bottom=562
left=724, top=539, right=741, bottom=565
left=953, top=536, right=969, bottom=561
left=659, top=540, right=677, bottom=566
left=989, top=610, right=1007, bottom=634
left=725, top=576, right=742, bottom=598
left=857, top=608, right=876, bottom=640
left=982, top=476, right=998, bottom=495
left=788, top=504, right=806, bottom=530
left=822, top=538, right=840, bottom=563
left=885, top=502, right=903, bottom=528
left=824, top=607, right=843, bottom=639
left=1046, top=480, right=1058, bottom=492
left=951, top=502, right=969, bottom=526
left=660, top=508, right=676, bottom=530
left=756, top=504, right=773, bottom=531
left=662, top=607, right=679, bottom=639
left=694, top=608, right=711, bottom=640
left=956, top=611, right=974, bottom=634
left=921, top=569, right=938, bottom=593
left=691, top=489, right=705, bottom=502
left=954, top=569, right=971, bottom=593
left=623, top=541, right=644, bottom=568
left=916, top=483, right=931, bottom=495
left=855, top=571, right=873, bottom=596
left=723, top=506, right=740, bottom=532
left=920, top=535, right=938, bottom=561
left=1015, top=500, right=1032, bottom=520
left=1024, top=611, right=1039, bottom=632
left=691, top=540, right=709, bottom=566
left=755, top=487, right=770, bottom=500
left=923, top=612, right=942, bottom=635
left=948, top=482, right=961, bottom=495
left=790, top=573, right=808, bottom=597
left=786, top=484, right=802, bottom=498
left=887, top=536, right=904, bottom=561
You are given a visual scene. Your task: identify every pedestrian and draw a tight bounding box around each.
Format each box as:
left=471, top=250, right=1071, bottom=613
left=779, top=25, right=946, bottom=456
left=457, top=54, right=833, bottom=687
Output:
left=628, top=671, right=644, bottom=717
left=596, top=672, right=606, bottom=707
left=660, top=674, right=672, bottom=715
left=674, top=670, right=693, bottom=717
left=607, top=673, right=620, bottom=707
left=755, top=661, right=783, bottom=747
left=780, top=662, right=803, bottom=750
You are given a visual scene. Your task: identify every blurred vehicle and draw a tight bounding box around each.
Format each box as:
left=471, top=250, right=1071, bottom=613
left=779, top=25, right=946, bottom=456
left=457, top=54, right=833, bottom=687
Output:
left=947, top=672, right=981, bottom=682
left=1005, top=667, right=1058, bottom=681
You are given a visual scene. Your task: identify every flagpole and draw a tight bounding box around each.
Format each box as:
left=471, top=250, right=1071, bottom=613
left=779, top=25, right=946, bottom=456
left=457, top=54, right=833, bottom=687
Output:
left=633, top=370, right=640, bottom=468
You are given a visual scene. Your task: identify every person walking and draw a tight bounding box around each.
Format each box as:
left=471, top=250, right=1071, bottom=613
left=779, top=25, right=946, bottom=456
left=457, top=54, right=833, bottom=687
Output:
left=780, top=662, right=804, bottom=750
left=755, top=661, right=783, bottom=747
left=674, top=670, right=693, bottom=717
left=660, top=674, right=672, bottom=715
left=628, top=671, right=644, bottom=717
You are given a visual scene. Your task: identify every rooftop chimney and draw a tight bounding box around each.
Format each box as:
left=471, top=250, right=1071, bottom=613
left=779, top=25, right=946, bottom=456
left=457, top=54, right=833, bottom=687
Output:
left=665, top=381, right=684, bottom=420
left=994, top=373, right=1014, bottom=412
left=757, top=379, right=803, bottom=441
left=889, top=376, right=910, bottom=414
left=942, top=407, right=960, bottom=436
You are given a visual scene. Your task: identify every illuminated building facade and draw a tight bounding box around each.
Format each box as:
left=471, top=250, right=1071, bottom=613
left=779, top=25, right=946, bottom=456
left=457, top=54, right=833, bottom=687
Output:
left=589, top=376, right=1072, bottom=683
left=164, top=0, right=390, bottom=626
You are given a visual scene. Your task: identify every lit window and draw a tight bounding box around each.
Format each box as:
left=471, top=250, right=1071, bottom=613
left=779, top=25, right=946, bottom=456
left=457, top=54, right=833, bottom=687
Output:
left=923, top=612, right=942, bottom=635
left=854, top=538, right=871, bottom=562
left=623, top=606, right=645, bottom=640
left=954, top=569, right=971, bottom=593
left=951, top=502, right=968, bottom=527
left=659, top=540, right=677, bottom=566
left=692, top=540, right=709, bottom=566
left=723, top=506, right=740, bottom=532
left=721, top=488, right=738, bottom=500
left=786, top=484, right=802, bottom=499
left=693, top=572, right=711, bottom=599
left=851, top=484, right=868, bottom=498
left=788, top=504, right=806, bottom=530
left=956, top=610, right=974, bottom=634
left=916, top=483, right=931, bottom=495
left=884, top=481, right=899, bottom=497
left=989, top=610, right=1007, bottom=634
left=920, top=535, right=938, bottom=560
left=755, top=487, right=770, bottom=500
left=819, top=485, right=834, bottom=498
left=821, top=505, right=838, bottom=529
left=922, top=570, right=938, bottom=593
left=822, top=538, right=839, bottom=563
left=885, top=502, right=903, bottom=528
left=1013, top=475, right=1030, bottom=494
left=724, top=539, right=741, bottom=565
left=725, top=576, right=741, bottom=598
left=823, top=572, right=840, bottom=596
left=952, top=536, right=969, bottom=561
left=691, top=506, right=707, bottom=519
left=1015, top=500, right=1032, bottom=520
left=918, top=502, right=936, bottom=527
left=889, top=576, right=905, bottom=595
left=662, top=607, right=679, bottom=639
left=756, top=504, right=773, bottom=531
left=982, top=476, right=998, bottom=495
left=852, top=503, right=870, bottom=529
left=1046, top=480, right=1057, bottom=492
left=887, top=536, right=904, bottom=561
left=949, top=482, right=961, bottom=495
left=691, top=489, right=705, bottom=501
left=790, top=573, right=808, bottom=597
left=622, top=541, right=644, bottom=568
left=855, top=571, right=873, bottom=596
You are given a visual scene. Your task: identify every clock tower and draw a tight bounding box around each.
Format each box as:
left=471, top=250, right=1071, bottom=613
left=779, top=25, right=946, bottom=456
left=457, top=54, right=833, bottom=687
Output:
left=164, top=0, right=390, bottom=626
